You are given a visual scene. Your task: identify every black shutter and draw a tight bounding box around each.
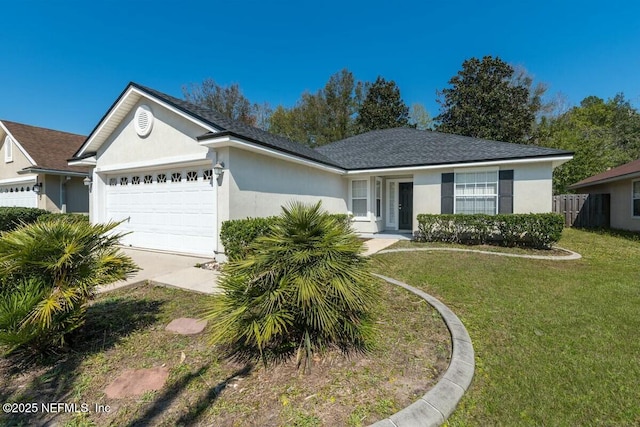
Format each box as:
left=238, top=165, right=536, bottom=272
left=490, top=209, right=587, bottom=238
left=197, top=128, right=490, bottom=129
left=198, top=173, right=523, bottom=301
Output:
left=498, top=170, right=514, bottom=214
left=441, top=173, right=454, bottom=214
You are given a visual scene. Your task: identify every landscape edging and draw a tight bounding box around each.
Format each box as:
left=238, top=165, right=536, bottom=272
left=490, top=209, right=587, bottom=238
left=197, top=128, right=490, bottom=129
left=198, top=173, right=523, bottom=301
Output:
left=376, top=246, right=581, bottom=261
left=369, top=274, right=475, bottom=427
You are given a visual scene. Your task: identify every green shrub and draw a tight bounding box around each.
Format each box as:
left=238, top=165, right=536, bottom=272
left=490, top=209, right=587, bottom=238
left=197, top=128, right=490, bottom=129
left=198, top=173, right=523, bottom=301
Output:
left=206, top=202, right=377, bottom=372
left=219, top=216, right=278, bottom=261
left=0, top=220, right=139, bottom=357
left=0, top=207, right=49, bottom=232
left=36, top=213, right=90, bottom=224
left=416, top=213, right=564, bottom=249
left=220, top=213, right=353, bottom=260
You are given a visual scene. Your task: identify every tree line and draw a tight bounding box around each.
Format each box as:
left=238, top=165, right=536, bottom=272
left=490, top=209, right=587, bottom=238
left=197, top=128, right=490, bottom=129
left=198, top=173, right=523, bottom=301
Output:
left=183, top=56, right=640, bottom=193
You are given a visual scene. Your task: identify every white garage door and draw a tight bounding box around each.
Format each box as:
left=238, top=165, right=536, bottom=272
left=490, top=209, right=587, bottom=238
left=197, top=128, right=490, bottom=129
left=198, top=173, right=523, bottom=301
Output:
left=0, top=184, right=38, bottom=208
left=105, top=167, right=216, bottom=255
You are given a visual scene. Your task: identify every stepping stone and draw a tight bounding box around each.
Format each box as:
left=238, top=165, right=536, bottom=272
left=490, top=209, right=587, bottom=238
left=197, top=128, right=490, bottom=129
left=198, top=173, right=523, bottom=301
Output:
left=165, top=317, right=207, bottom=335
left=105, top=366, right=169, bottom=398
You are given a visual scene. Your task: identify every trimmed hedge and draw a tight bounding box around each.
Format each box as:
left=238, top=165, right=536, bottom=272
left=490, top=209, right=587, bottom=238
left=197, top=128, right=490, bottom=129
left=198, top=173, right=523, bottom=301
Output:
left=220, top=213, right=353, bottom=260
left=37, top=213, right=90, bottom=224
left=0, top=207, right=49, bottom=232
left=416, top=213, right=564, bottom=249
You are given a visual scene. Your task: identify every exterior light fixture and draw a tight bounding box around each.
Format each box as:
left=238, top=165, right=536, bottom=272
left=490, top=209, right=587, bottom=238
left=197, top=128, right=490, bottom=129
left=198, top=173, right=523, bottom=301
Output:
left=32, top=182, right=43, bottom=194
left=83, top=176, right=92, bottom=186
left=213, top=161, right=224, bottom=177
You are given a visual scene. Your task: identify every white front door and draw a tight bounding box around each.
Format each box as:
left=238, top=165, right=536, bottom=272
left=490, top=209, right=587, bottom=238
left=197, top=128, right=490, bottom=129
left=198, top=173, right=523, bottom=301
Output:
left=104, top=166, right=216, bottom=255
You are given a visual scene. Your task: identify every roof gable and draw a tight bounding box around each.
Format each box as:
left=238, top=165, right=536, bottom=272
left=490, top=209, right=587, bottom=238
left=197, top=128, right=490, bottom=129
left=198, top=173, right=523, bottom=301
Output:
left=1, top=120, right=88, bottom=173
left=570, top=158, right=640, bottom=189
left=74, top=83, right=338, bottom=168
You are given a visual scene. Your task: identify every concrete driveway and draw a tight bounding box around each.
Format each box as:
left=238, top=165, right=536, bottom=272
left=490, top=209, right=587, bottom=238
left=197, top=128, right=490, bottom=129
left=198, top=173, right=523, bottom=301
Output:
left=97, top=247, right=220, bottom=294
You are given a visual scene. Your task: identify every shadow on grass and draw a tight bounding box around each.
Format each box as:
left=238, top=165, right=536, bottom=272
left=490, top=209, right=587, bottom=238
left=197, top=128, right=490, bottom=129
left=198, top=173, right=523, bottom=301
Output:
left=126, top=364, right=253, bottom=427
left=0, top=296, right=163, bottom=427
left=573, top=226, right=640, bottom=242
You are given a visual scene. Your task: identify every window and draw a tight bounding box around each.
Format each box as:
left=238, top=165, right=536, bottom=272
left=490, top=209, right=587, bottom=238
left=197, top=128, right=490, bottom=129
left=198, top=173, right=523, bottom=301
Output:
left=120, top=177, right=129, bottom=186
left=633, top=180, right=640, bottom=217
left=144, top=175, right=153, bottom=184
left=455, top=171, right=498, bottom=215
left=109, top=178, right=117, bottom=186
left=157, top=173, right=167, bottom=183
left=186, top=171, right=198, bottom=182
left=4, top=136, right=13, bottom=162
left=131, top=176, right=141, bottom=185
left=203, top=169, right=213, bottom=181
left=351, top=179, right=368, bottom=218
left=375, top=178, right=382, bottom=219
left=171, top=172, right=182, bottom=183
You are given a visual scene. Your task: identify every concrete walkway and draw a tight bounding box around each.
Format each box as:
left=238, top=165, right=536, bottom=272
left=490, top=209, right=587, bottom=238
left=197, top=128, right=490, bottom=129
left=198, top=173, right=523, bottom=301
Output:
left=97, top=247, right=220, bottom=294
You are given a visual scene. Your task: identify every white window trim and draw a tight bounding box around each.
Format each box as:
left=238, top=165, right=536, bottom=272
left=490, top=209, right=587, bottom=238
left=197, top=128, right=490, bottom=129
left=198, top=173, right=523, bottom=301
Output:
left=4, top=136, right=13, bottom=163
left=632, top=179, right=640, bottom=219
left=349, top=178, right=370, bottom=221
left=386, top=178, right=413, bottom=229
left=375, top=177, right=382, bottom=220
left=453, top=169, right=499, bottom=215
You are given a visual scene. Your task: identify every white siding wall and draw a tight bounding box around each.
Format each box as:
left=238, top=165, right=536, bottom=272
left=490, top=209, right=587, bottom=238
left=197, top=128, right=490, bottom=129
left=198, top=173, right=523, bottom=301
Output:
left=579, top=180, right=640, bottom=231
left=96, top=100, right=211, bottom=169
left=512, top=162, right=554, bottom=213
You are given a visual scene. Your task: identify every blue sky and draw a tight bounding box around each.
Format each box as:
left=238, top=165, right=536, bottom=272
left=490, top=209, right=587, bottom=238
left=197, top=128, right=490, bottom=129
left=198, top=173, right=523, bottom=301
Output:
left=2, top=0, right=639, bottom=136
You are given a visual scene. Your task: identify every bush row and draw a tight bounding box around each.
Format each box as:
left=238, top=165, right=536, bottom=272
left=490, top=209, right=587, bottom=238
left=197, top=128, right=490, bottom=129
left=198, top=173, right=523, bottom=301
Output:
left=415, top=213, right=564, bottom=249
left=220, top=213, right=352, bottom=260
left=0, top=207, right=49, bottom=232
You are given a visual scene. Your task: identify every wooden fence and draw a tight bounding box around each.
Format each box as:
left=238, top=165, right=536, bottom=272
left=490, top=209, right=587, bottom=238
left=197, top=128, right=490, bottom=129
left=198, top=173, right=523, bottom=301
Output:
left=553, top=194, right=610, bottom=228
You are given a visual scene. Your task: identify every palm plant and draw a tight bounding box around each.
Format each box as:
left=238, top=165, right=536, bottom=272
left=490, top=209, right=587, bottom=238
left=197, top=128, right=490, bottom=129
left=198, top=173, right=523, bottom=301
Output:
left=205, top=201, right=378, bottom=372
left=0, top=218, right=138, bottom=356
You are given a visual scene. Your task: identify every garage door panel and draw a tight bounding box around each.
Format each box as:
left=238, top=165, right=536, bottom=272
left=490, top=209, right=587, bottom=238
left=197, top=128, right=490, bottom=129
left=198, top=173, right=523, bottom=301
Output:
left=104, top=167, right=216, bottom=255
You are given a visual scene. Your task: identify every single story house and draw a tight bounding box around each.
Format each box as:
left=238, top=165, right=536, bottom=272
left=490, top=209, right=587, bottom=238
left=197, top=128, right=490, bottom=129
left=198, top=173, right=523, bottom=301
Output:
left=69, top=82, right=573, bottom=258
left=569, top=159, right=640, bottom=231
left=0, top=120, right=89, bottom=212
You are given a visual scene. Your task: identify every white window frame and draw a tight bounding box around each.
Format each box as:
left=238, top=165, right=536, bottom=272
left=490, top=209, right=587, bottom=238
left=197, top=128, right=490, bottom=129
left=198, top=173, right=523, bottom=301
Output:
left=453, top=168, right=499, bottom=215
left=349, top=179, right=370, bottom=221
left=375, top=177, right=382, bottom=220
left=4, top=136, right=13, bottom=163
left=633, top=179, right=640, bottom=218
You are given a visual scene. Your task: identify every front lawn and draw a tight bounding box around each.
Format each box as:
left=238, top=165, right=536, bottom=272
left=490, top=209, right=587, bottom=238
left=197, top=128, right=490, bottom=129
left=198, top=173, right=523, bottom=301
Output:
left=371, top=228, right=640, bottom=425
left=0, top=280, right=449, bottom=426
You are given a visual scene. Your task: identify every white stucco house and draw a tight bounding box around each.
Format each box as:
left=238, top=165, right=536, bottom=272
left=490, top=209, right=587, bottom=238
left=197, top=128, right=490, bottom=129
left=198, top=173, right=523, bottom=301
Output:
left=69, top=82, right=573, bottom=258
left=0, top=120, right=89, bottom=212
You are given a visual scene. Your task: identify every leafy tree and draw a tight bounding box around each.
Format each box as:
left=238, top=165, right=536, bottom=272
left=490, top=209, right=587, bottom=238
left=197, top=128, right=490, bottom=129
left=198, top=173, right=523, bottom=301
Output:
left=205, top=201, right=378, bottom=372
left=536, top=94, right=640, bottom=193
left=355, top=76, right=410, bottom=132
left=436, top=56, right=540, bottom=143
left=409, top=103, right=433, bottom=130
left=0, top=218, right=138, bottom=357
left=183, top=78, right=257, bottom=126
left=269, top=69, right=364, bottom=146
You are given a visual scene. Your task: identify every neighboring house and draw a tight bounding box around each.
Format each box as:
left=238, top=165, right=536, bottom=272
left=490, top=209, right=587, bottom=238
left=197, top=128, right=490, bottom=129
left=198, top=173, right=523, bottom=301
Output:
left=69, top=82, right=573, bottom=258
left=0, top=120, right=89, bottom=213
left=569, top=159, right=640, bottom=231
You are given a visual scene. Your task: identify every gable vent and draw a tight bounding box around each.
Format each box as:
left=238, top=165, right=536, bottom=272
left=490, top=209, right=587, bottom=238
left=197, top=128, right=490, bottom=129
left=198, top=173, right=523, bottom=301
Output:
left=134, top=105, right=154, bottom=137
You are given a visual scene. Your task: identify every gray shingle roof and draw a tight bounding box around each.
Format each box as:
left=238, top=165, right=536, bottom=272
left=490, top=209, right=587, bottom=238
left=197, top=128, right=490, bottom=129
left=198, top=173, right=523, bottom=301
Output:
left=315, top=128, right=573, bottom=170
left=132, top=83, right=339, bottom=168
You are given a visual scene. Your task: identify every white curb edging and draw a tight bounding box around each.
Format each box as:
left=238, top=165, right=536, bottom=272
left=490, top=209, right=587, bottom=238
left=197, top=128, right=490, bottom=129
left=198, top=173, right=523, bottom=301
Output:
left=376, top=246, right=581, bottom=261
left=369, top=274, right=475, bottom=427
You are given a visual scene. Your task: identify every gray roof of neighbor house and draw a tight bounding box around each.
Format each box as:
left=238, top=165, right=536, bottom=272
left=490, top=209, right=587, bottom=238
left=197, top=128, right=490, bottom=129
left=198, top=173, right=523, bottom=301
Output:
left=569, top=158, right=640, bottom=189
left=2, top=120, right=89, bottom=174
left=315, top=128, right=573, bottom=170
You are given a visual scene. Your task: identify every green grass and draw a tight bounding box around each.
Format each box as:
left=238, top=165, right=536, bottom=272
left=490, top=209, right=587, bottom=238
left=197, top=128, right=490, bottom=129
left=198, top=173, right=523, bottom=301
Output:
left=371, top=228, right=640, bottom=426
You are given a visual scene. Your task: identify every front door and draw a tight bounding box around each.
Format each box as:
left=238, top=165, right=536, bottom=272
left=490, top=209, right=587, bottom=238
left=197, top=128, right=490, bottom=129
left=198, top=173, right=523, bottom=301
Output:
left=398, top=182, right=413, bottom=230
